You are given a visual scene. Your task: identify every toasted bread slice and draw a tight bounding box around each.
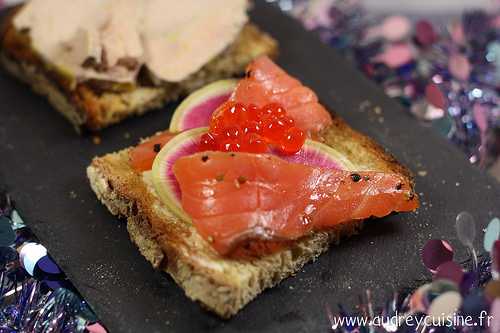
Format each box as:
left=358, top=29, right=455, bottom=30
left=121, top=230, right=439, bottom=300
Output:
left=0, top=9, right=278, bottom=132
left=86, top=114, right=414, bottom=318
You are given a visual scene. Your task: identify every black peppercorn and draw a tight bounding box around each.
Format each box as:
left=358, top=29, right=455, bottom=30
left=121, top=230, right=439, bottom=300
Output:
left=350, top=173, right=362, bottom=182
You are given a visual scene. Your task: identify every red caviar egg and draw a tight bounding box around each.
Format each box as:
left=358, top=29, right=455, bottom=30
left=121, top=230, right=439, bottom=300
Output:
left=241, top=133, right=268, bottom=153
left=201, top=102, right=305, bottom=155
left=280, top=127, right=306, bottom=155
left=199, top=133, right=218, bottom=151
left=243, top=120, right=262, bottom=135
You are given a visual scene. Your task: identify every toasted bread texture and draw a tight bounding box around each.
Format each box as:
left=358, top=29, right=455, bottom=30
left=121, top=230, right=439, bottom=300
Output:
left=0, top=10, right=278, bottom=132
left=86, top=115, right=415, bottom=318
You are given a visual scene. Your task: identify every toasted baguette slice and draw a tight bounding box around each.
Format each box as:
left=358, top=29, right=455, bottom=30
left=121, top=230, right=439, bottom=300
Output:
left=86, top=114, right=414, bottom=318
left=0, top=8, right=278, bottom=132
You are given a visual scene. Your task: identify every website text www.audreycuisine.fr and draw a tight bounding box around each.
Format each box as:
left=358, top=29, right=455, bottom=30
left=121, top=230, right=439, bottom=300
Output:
left=329, top=311, right=494, bottom=331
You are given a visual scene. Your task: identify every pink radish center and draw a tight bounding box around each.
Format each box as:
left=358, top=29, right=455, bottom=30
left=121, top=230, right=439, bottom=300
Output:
left=180, top=93, right=231, bottom=131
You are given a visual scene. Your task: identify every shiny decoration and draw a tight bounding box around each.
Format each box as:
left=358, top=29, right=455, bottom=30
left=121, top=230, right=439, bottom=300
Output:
left=422, top=239, right=454, bottom=272
left=86, top=323, right=108, bottom=333
left=426, top=279, right=459, bottom=302
left=0, top=192, right=106, bottom=332
left=460, top=271, right=476, bottom=294
left=456, top=211, right=479, bottom=272
left=491, top=300, right=500, bottom=333
left=449, top=53, right=471, bottom=81
left=409, top=284, right=430, bottom=313
left=0, top=218, right=15, bottom=247
left=485, top=280, right=500, bottom=300
left=375, top=43, right=414, bottom=69
left=435, top=261, right=464, bottom=285
left=485, top=218, right=500, bottom=253
left=461, top=288, right=488, bottom=318
left=19, top=243, right=47, bottom=276
left=456, top=211, right=476, bottom=248
left=492, top=240, right=500, bottom=279
left=427, top=291, right=462, bottom=319
left=325, top=211, right=498, bottom=333
left=425, top=83, right=447, bottom=110
left=287, top=0, right=499, bottom=169
left=382, top=16, right=411, bottom=42
left=415, top=20, right=438, bottom=47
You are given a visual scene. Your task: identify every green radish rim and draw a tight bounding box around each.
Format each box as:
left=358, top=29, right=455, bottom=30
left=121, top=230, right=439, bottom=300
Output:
left=151, top=127, right=208, bottom=223
left=169, top=79, right=237, bottom=133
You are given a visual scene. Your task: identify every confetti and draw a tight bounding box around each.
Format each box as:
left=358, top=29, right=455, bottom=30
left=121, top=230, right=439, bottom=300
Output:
left=427, top=291, right=462, bottom=320
left=485, top=280, right=500, bottom=300
left=484, top=217, right=500, bottom=252
left=448, top=53, right=471, bottom=81
left=380, top=16, right=411, bottom=42
left=455, top=211, right=476, bottom=248
left=422, top=239, right=454, bottom=273
left=320, top=210, right=496, bottom=333
left=415, top=20, right=438, bottom=47
left=290, top=0, right=499, bottom=169
left=0, top=192, right=104, bottom=332
left=435, top=261, right=464, bottom=285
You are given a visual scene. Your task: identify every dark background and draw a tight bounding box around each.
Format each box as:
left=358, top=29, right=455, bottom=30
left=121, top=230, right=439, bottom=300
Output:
left=0, top=2, right=499, bottom=332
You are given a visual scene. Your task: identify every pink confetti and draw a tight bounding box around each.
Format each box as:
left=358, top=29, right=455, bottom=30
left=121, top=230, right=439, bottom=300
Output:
left=492, top=240, right=500, bottom=279
left=492, top=14, right=500, bottom=29
left=425, top=83, right=448, bottom=110
left=86, top=323, right=108, bottom=333
left=416, top=20, right=438, bottom=46
left=435, top=261, right=464, bottom=285
left=425, top=104, right=445, bottom=120
left=449, top=21, right=465, bottom=45
left=302, top=0, right=335, bottom=29
left=490, top=300, right=500, bottom=333
left=375, top=43, right=413, bottom=68
left=448, top=53, right=471, bottom=81
left=381, top=16, right=411, bottom=42
left=422, top=239, right=454, bottom=273
left=473, top=103, right=488, bottom=133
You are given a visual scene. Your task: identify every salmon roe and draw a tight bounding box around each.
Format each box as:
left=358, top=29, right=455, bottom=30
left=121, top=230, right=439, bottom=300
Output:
left=199, top=102, right=305, bottom=155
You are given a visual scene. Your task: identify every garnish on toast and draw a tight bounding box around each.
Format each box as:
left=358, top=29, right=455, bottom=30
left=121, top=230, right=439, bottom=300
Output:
left=87, top=56, right=419, bottom=318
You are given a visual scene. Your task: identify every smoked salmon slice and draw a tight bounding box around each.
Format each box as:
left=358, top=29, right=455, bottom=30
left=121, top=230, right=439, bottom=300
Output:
left=130, top=131, right=176, bottom=172
left=231, top=56, right=333, bottom=134
left=174, top=151, right=419, bottom=255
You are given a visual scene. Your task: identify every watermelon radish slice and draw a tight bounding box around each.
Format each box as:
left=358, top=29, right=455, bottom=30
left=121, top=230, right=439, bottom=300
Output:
left=169, top=79, right=237, bottom=133
left=275, top=140, right=357, bottom=171
left=151, top=127, right=357, bottom=223
left=151, top=127, right=208, bottom=222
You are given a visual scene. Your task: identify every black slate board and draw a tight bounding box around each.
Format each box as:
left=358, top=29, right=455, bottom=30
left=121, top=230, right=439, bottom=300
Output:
left=0, top=2, right=499, bottom=332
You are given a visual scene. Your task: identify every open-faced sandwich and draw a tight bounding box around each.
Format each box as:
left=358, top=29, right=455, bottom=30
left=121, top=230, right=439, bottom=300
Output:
left=0, top=0, right=277, bottom=131
left=87, top=56, right=419, bottom=318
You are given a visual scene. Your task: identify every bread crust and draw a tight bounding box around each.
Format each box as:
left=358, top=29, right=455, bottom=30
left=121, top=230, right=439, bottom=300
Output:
left=0, top=9, right=278, bottom=132
left=87, top=120, right=414, bottom=318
